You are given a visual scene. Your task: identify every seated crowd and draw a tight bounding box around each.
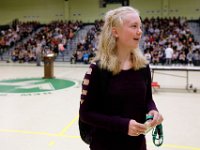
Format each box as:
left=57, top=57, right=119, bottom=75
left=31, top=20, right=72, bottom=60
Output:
left=142, top=17, right=200, bottom=66
left=71, top=18, right=200, bottom=66
left=0, top=20, right=41, bottom=59
left=1, top=17, right=200, bottom=66
left=10, top=20, right=83, bottom=63
left=70, top=20, right=104, bottom=64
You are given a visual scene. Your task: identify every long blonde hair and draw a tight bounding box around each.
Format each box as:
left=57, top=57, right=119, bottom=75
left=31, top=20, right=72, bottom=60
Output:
left=94, top=6, right=147, bottom=74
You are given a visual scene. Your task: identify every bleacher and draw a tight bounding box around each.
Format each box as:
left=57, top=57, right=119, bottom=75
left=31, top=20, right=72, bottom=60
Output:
left=0, top=18, right=200, bottom=66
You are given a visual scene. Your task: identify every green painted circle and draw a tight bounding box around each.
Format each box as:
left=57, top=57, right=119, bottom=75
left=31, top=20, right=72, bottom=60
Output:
left=0, top=78, right=75, bottom=93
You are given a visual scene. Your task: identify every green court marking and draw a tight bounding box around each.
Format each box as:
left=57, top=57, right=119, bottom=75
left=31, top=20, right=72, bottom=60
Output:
left=0, top=78, right=75, bottom=93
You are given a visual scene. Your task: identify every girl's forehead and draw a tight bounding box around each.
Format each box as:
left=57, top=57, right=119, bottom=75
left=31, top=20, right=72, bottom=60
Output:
left=123, top=13, right=141, bottom=24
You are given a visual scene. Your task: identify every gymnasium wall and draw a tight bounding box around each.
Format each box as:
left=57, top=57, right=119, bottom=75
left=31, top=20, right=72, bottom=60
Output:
left=68, top=0, right=121, bottom=22
left=168, top=0, right=200, bottom=19
left=0, top=0, right=65, bottom=24
left=130, top=0, right=162, bottom=18
left=0, top=0, right=199, bottom=25
left=130, top=0, right=200, bottom=19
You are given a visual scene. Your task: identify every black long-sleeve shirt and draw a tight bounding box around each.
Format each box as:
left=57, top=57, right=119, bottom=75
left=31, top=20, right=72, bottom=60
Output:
left=79, top=62, right=158, bottom=150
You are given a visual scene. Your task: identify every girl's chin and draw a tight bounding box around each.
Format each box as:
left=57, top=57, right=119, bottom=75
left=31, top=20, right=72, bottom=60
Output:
left=132, top=43, right=139, bottom=48
left=132, top=46, right=139, bottom=49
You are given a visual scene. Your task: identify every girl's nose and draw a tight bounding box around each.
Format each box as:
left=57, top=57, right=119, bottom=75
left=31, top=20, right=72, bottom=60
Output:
left=137, top=29, right=142, bottom=35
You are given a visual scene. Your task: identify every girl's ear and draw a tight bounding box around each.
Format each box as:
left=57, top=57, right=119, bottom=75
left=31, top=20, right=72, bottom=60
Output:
left=112, top=27, right=119, bottom=38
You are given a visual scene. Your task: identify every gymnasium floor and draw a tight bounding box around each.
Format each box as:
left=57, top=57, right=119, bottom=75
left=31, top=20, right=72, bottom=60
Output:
left=0, top=61, right=200, bottom=150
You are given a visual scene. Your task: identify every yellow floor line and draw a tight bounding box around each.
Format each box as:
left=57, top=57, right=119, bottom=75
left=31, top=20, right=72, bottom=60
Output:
left=58, top=115, right=79, bottom=136
left=1, top=116, right=200, bottom=150
left=0, top=128, right=80, bottom=138
left=0, top=115, right=80, bottom=138
left=48, top=141, right=56, bottom=147
left=147, top=143, right=200, bottom=150
left=1, top=129, right=200, bottom=150
left=0, top=129, right=57, bottom=137
left=162, top=144, right=200, bottom=150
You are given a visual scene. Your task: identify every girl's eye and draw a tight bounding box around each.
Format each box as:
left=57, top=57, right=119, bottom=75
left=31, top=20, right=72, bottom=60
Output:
left=131, top=24, right=142, bottom=29
left=131, top=25, right=137, bottom=28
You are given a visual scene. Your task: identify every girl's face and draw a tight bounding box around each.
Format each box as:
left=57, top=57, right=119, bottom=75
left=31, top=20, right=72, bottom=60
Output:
left=114, top=12, right=143, bottom=50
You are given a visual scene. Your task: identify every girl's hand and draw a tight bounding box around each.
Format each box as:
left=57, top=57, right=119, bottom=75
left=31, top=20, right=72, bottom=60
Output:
left=147, top=110, right=164, bottom=127
left=128, top=119, right=147, bottom=136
